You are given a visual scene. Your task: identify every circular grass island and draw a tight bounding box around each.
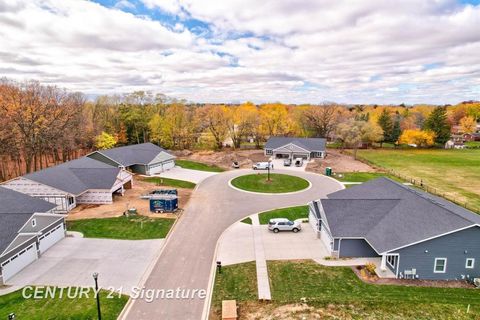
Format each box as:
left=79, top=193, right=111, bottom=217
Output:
left=230, top=173, right=310, bottom=193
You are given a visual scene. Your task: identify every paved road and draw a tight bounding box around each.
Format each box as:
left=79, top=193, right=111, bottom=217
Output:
left=123, top=169, right=342, bottom=320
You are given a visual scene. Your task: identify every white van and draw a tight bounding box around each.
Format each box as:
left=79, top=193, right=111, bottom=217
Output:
left=252, top=162, right=274, bottom=170
left=294, top=158, right=303, bottom=167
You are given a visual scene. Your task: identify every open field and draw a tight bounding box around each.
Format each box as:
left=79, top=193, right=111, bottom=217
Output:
left=333, top=172, right=404, bottom=183
left=143, top=176, right=196, bottom=189
left=175, top=159, right=225, bottom=172
left=210, top=260, right=480, bottom=319
left=231, top=173, right=310, bottom=193
left=258, top=205, right=309, bottom=224
left=357, top=149, right=480, bottom=212
left=67, top=215, right=175, bottom=239
left=0, top=287, right=128, bottom=320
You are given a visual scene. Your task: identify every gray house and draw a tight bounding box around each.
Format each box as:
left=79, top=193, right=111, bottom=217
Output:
left=309, top=178, right=480, bottom=281
left=0, top=187, right=65, bottom=285
left=265, top=137, right=326, bottom=159
left=87, top=142, right=175, bottom=175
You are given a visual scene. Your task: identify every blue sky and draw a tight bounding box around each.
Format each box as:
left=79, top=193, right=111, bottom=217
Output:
left=0, top=0, right=479, bottom=104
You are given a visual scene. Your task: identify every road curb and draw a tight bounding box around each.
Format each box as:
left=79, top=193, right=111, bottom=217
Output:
left=227, top=177, right=313, bottom=195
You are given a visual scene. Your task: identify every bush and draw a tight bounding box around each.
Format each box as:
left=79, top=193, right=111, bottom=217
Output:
left=365, top=262, right=376, bottom=275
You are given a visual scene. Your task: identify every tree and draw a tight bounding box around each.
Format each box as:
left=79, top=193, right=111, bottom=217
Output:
left=391, top=115, right=402, bottom=145
left=423, top=107, right=451, bottom=144
left=336, top=120, right=363, bottom=159
left=360, top=122, right=384, bottom=147
left=398, top=129, right=435, bottom=147
left=459, top=116, right=477, bottom=134
left=377, top=108, right=393, bottom=145
left=95, top=132, right=117, bottom=150
left=301, top=104, right=340, bottom=138
left=196, top=105, right=228, bottom=150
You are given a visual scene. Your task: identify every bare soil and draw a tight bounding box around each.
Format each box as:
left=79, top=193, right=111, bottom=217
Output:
left=352, top=266, right=474, bottom=289
left=67, top=177, right=191, bottom=221
left=173, top=149, right=268, bottom=170
left=306, top=149, right=376, bottom=174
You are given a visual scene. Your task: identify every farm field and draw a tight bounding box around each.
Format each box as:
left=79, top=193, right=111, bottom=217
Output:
left=357, top=149, right=480, bottom=212
left=210, top=261, right=480, bottom=319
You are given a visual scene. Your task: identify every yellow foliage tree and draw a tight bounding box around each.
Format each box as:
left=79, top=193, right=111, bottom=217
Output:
left=459, top=116, right=477, bottom=134
left=398, top=129, right=435, bottom=147
left=95, top=131, right=117, bottom=150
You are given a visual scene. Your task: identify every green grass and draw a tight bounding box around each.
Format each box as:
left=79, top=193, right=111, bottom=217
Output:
left=0, top=287, right=128, bottom=320
left=175, top=159, right=225, bottom=172
left=212, top=261, right=480, bottom=319
left=143, top=177, right=196, bottom=189
left=357, top=149, right=480, bottom=212
left=258, top=205, right=309, bottom=224
left=466, top=141, right=480, bottom=148
left=231, top=173, right=310, bottom=193
left=67, top=216, right=175, bottom=240
left=333, top=172, right=404, bottom=183
left=240, top=217, right=252, bottom=224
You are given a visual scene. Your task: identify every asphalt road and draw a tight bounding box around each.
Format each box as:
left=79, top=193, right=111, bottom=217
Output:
left=123, top=169, right=342, bottom=320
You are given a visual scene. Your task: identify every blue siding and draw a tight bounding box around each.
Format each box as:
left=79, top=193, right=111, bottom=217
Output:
left=339, top=239, right=379, bottom=258
left=392, top=226, right=480, bottom=280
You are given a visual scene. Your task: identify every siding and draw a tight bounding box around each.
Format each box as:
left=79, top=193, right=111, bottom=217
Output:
left=392, top=226, right=480, bottom=280
left=339, top=239, right=379, bottom=258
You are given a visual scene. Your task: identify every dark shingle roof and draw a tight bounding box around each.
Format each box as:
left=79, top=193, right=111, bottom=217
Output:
left=322, top=178, right=480, bottom=253
left=265, top=137, right=326, bottom=152
left=92, top=142, right=174, bottom=167
left=23, top=157, right=121, bottom=195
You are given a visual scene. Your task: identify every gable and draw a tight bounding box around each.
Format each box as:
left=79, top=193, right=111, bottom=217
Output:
left=273, top=143, right=310, bottom=153
left=148, top=151, right=176, bottom=165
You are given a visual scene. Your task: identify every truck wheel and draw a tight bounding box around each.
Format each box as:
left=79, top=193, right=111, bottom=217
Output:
left=273, top=228, right=279, bottom=233
left=292, top=228, right=299, bottom=233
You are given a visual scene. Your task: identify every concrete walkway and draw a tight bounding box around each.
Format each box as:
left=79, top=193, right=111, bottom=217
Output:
left=314, top=257, right=396, bottom=278
left=251, top=214, right=271, bottom=300
left=152, top=166, right=219, bottom=183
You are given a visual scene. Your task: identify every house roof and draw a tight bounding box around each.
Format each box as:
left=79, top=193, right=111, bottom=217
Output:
left=321, top=178, right=480, bottom=253
left=22, top=157, right=121, bottom=195
left=0, top=187, right=56, bottom=255
left=265, top=137, right=326, bottom=152
left=91, top=142, right=175, bottom=167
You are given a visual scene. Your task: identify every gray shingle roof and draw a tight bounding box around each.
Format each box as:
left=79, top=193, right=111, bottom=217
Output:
left=322, top=178, right=480, bottom=253
left=265, top=137, right=326, bottom=152
left=92, top=142, right=174, bottom=166
left=23, top=157, right=121, bottom=195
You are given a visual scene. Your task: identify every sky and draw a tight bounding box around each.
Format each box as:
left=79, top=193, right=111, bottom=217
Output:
left=0, top=0, right=479, bottom=104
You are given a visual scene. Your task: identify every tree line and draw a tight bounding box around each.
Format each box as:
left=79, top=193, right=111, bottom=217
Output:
left=1, top=78, right=479, bottom=180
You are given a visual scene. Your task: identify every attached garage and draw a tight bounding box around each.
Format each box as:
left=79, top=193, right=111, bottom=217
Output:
left=1, top=242, right=37, bottom=282
left=39, top=223, right=65, bottom=254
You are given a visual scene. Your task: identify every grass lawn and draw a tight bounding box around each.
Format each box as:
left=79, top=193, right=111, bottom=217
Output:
left=333, top=172, right=404, bottom=183
left=175, top=159, right=225, bottom=172
left=142, top=176, right=196, bottom=189
left=357, top=149, right=480, bottom=212
left=466, top=141, right=480, bottom=148
left=212, top=261, right=480, bottom=319
left=67, top=216, right=175, bottom=240
left=0, top=287, right=128, bottom=320
left=231, top=173, right=309, bottom=193
left=258, top=205, right=309, bottom=224
left=240, top=217, right=252, bottom=224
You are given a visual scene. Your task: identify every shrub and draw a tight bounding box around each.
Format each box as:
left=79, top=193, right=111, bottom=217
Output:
left=365, top=262, right=376, bottom=275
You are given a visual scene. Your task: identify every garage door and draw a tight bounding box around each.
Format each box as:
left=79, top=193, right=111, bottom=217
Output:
left=162, top=160, right=175, bottom=171
left=1, top=244, right=37, bottom=282
left=39, top=223, right=65, bottom=254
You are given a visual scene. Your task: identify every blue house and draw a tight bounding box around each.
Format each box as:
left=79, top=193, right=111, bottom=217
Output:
left=309, top=178, right=480, bottom=281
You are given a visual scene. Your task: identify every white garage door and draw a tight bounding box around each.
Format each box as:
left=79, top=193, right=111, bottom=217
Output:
left=162, top=160, right=175, bottom=171
left=1, top=243, right=37, bottom=282
left=320, top=227, right=333, bottom=254
left=39, top=223, right=65, bottom=253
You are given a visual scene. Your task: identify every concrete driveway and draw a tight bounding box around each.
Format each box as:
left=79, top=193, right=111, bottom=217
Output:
left=270, top=158, right=309, bottom=171
left=2, top=237, right=163, bottom=295
left=155, top=166, right=219, bottom=183
left=123, top=169, right=342, bottom=320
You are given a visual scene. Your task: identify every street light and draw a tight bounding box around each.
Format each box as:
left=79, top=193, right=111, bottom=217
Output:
left=267, top=159, right=271, bottom=181
left=92, top=272, right=102, bottom=320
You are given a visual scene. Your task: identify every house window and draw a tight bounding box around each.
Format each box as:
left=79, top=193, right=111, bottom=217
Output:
left=434, top=258, right=447, bottom=273
left=266, top=149, right=273, bottom=155
left=31, top=219, right=36, bottom=227
left=68, top=197, right=75, bottom=205
left=316, top=152, right=323, bottom=157
left=466, top=258, right=475, bottom=269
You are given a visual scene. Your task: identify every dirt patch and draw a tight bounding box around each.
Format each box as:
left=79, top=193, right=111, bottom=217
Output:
left=67, top=177, right=191, bottom=221
left=352, top=266, right=474, bottom=289
left=172, top=149, right=268, bottom=170
left=306, top=149, right=376, bottom=174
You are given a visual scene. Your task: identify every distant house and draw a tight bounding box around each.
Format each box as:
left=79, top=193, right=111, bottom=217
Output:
left=445, top=140, right=466, bottom=149
left=1, top=157, right=132, bottom=213
left=309, top=178, right=480, bottom=280
left=87, top=142, right=175, bottom=175
left=0, top=187, right=65, bottom=285
left=265, top=137, right=326, bottom=160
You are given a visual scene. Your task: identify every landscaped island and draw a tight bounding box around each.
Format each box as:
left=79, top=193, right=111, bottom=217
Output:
left=231, top=174, right=310, bottom=193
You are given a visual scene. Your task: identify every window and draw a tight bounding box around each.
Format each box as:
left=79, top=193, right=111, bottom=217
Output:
left=68, top=197, right=75, bottom=205
left=434, top=258, right=447, bottom=273
left=31, top=219, right=36, bottom=227
left=466, top=258, right=475, bottom=269
left=266, top=149, right=273, bottom=155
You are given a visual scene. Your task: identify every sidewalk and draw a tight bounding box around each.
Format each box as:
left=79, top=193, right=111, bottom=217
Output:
left=251, top=214, right=271, bottom=300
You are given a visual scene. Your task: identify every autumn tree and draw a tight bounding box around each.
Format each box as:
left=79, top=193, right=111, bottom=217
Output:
left=196, top=105, right=228, bottom=150
left=95, top=132, right=117, bottom=149
left=459, top=116, right=477, bottom=134
left=336, top=120, right=363, bottom=159
left=301, top=104, right=340, bottom=138
left=398, top=129, right=435, bottom=147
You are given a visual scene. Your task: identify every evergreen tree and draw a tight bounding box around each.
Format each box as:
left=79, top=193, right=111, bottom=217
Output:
left=391, top=114, right=402, bottom=144
left=377, top=108, right=393, bottom=144
left=423, top=107, right=451, bottom=144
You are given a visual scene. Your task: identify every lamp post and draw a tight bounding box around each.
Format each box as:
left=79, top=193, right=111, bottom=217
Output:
left=267, top=160, right=271, bottom=181
left=92, top=272, right=102, bottom=320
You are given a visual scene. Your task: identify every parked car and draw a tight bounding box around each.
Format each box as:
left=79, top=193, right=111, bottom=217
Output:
left=232, top=161, right=240, bottom=169
left=294, top=157, right=304, bottom=167
left=252, top=162, right=273, bottom=170
left=268, top=218, right=302, bottom=233
left=283, top=158, right=292, bottom=166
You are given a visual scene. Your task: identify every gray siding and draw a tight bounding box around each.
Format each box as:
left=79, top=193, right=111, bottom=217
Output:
left=87, top=152, right=120, bottom=167
left=0, top=236, right=37, bottom=264
left=339, top=239, right=379, bottom=258
left=392, top=226, right=480, bottom=280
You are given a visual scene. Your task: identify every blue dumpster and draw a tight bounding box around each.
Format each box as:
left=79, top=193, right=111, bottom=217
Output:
left=149, top=196, right=178, bottom=213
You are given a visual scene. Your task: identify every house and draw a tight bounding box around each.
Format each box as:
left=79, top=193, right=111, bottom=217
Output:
left=0, top=186, right=65, bottom=285
left=264, top=137, right=326, bottom=160
left=445, top=140, right=466, bottom=149
left=87, top=142, right=176, bottom=175
left=309, top=178, right=480, bottom=280
left=1, top=157, right=133, bottom=213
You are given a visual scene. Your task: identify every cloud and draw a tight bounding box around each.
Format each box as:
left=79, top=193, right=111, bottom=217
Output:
left=0, top=0, right=479, bottom=104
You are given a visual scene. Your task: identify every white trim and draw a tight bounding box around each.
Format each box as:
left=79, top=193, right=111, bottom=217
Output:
left=383, top=224, right=479, bottom=254
left=434, top=257, right=447, bottom=273
left=272, top=142, right=311, bottom=154
left=466, top=258, right=475, bottom=269
left=0, top=234, right=37, bottom=257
